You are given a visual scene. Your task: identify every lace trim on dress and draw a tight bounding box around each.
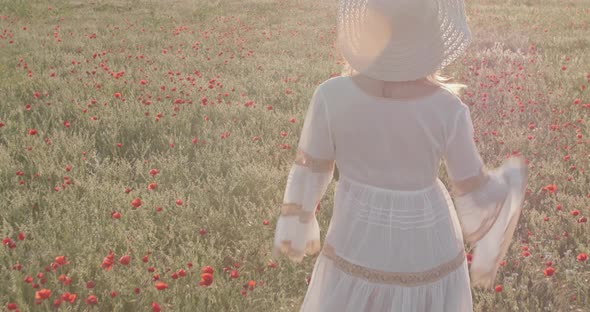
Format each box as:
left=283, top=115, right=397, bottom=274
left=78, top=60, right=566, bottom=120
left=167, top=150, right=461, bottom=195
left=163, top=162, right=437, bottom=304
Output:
left=280, top=203, right=316, bottom=223
left=279, top=148, right=333, bottom=223
left=294, top=148, right=335, bottom=173
left=321, top=243, right=465, bottom=286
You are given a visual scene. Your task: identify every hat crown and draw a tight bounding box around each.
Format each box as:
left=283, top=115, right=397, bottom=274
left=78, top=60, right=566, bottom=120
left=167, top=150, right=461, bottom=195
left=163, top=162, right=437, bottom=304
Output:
left=364, top=0, right=439, bottom=32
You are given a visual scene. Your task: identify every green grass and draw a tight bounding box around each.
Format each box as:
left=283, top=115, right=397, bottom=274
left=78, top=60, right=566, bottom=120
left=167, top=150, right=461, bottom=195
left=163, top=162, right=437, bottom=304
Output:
left=0, top=0, right=589, bottom=311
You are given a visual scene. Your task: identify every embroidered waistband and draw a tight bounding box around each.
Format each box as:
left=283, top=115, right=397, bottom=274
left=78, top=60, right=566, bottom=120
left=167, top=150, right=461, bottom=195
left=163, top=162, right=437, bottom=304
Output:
left=321, top=242, right=465, bottom=287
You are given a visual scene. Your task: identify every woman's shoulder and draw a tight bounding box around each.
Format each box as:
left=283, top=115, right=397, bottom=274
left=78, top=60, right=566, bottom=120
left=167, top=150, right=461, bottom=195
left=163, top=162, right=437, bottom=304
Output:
left=435, top=86, right=469, bottom=112
left=432, top=84, right=462, bottom=103
left=319, top=75, right=344, bottom=92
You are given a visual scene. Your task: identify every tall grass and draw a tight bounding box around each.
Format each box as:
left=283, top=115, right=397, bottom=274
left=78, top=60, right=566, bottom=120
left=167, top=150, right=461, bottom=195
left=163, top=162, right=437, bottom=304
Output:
left=0, top=0, right=589, bottom=311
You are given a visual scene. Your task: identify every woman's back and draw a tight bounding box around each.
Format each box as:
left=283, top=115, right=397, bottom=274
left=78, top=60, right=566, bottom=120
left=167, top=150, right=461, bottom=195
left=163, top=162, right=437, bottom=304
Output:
left=320, top=75, right=474, bottom=191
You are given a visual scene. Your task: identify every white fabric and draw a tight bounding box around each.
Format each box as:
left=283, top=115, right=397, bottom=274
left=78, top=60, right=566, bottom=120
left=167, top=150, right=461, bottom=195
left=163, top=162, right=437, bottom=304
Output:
left=462, top=157, right=528, bottom=289
left=272, top=76, right=529, bottom=311
left=271, top=162, right=333, bottom=262
left=271, top=85, right=336, bottom=263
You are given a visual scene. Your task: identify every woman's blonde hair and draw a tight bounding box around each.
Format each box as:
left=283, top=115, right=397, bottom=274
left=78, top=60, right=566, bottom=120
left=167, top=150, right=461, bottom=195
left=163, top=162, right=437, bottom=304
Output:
left=340, top=61, right=468, bottom=97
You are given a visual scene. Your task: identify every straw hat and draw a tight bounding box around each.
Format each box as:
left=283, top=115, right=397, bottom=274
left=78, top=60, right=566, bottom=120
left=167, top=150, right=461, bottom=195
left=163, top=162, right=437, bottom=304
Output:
left=337, top=0, right=472, bottom=82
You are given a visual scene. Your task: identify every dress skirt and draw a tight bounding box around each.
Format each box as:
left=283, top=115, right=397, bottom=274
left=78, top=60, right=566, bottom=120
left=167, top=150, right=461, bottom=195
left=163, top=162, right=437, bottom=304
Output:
left=300, top=173, right=474, bottom=312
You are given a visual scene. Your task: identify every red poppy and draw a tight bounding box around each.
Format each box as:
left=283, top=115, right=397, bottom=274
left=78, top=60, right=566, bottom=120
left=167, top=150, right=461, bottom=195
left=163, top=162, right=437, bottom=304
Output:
left=131, top=198, right=142, bottom=209
left=101, top=251, right=115, bottom=270
left=35, top=289, right=52, bottom=300
left=55, top=256, right=67, bottom=265
left=247, top=280, right=256, bottom=290
left=155, top=282, right=168, bottom=290
left=85, top=295, right=98, bottom=305
left=119, top=255, right=130, bottom=265
left=61, top=292, right=77, bottom=303
left=522, top=251, right=531, bottom=257
left=543, top=184, right=557, bottom=193
left=544, top=267, right=555, bottom=276
left=200, top=273, right=213, bottom=286
left=2, top=237, right=13, bottom=246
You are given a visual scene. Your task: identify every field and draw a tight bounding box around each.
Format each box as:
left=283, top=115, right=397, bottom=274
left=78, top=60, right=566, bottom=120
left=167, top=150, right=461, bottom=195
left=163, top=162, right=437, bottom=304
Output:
left=0, top=0, right=589, bottom=311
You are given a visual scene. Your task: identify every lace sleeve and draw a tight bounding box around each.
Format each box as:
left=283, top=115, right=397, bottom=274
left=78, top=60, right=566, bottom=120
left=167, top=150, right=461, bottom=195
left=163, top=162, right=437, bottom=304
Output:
left=271, top=86, right=336, bottom=263
left=444, top=102, right=530, bottom=288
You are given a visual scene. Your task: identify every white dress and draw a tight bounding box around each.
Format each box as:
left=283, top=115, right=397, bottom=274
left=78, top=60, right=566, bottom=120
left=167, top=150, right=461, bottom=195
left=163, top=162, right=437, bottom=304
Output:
left=271, top=76, right=529, bottom=312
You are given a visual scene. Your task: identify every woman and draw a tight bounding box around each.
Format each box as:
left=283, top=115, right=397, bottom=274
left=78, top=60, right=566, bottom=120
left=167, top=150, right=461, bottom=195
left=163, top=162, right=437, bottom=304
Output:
left=271, top=0, right=529, bottom=310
